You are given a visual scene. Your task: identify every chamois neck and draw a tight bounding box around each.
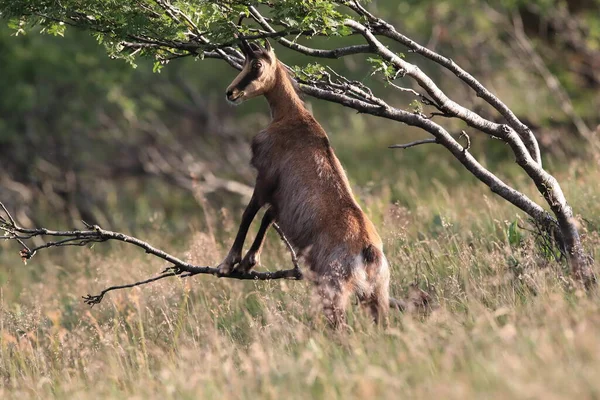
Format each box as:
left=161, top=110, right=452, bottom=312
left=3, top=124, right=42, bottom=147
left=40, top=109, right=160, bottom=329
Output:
left=264, top=63, right=305, bottom=121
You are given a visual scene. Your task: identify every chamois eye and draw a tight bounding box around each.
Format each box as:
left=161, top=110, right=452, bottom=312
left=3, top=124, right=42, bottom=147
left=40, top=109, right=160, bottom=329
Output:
left=253, top=61, right=263, bottom=70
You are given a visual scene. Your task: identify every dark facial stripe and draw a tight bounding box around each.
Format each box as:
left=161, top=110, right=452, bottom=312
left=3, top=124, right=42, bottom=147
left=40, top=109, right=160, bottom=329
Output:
left=235, top=65, right=261, bottom=92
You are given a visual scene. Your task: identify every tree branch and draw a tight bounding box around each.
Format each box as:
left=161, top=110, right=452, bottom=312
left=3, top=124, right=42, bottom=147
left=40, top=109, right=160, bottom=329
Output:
left=0, top=202, right=303, bottom=305
left=298, top=83, right=557, bottom=234
left=248, top=6, right=372, bottom=58
left=389, top=138, right=437, bottom=149
left=345, top=20, right=527, bottom=147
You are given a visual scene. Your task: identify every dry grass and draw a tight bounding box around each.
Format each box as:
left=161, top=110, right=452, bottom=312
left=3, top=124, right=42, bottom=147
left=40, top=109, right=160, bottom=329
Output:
left=1, top=158, right=599, bottom=399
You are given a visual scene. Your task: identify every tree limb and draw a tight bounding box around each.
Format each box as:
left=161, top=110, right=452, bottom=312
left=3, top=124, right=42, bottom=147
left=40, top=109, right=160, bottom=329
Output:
left=345, top=20, right=526, bottom=148
left=0, top=202, right=303, bottom=305
left=248, top=6, right=372, bottom=59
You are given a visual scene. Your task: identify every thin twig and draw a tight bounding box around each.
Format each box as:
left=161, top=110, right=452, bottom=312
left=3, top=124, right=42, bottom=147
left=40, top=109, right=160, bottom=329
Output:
left=460, top=130, right=471, bottom=152
left=273, top=222, right=301, bottom=273
left=389, top=138, right=438, bottom=149
left=24, top=237, right=108, bottom=259
left=386, top=81, right=420, bottom=96
left=0, top=202, right=16, bottom=226
left=82, top=272, right=178, bottom=306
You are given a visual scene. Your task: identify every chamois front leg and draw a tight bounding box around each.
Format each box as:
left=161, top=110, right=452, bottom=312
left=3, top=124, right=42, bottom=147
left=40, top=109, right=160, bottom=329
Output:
left=236, top=208, right=275, bottom=273
left=218, top=192, right=261, bottom=275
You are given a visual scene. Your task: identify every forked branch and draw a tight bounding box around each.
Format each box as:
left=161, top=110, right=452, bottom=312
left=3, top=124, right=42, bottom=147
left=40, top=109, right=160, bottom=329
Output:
left=0, top=202, right=303, bottom=305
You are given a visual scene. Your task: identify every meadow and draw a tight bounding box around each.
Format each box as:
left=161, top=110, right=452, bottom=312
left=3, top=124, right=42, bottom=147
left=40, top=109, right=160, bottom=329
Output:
left=1, top=131, right=599, bottom=398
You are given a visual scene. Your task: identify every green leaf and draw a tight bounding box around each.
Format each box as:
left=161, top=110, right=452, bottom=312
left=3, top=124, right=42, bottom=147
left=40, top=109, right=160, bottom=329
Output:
left=368, top=57, right=395, bottom=79
left=293, top=63, right=325, bottom=80
left=7, top=17, right=26, bottom=36
left=409, top=100, right=423, bottom=114
left=153, top=61, right=164, bottom=74
left=46, top=22, right=66, bottom=37
left=508, top=220, right=522, bottom=247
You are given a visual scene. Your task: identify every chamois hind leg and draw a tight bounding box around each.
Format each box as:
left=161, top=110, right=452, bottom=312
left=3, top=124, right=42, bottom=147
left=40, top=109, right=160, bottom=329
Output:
left=316, top=277, right=352, bottom=329
left=359, top=261, right=390, bottom=325
left=359, top=282, right=390, bottom=325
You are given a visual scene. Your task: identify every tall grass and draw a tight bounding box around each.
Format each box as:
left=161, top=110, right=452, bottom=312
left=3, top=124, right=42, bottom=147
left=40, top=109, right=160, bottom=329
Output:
left=0, top=155, right=599, bottom=399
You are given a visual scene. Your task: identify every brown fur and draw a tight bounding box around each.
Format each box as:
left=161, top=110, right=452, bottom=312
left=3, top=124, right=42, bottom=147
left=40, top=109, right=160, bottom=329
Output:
left=220, top=42, right=390, bottom=326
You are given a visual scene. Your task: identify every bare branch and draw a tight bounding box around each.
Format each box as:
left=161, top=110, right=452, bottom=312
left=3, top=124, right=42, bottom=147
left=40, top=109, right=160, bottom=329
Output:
left=82, top=264, right=304, bottom=306
left=389, top=138, right=437, bottom=149
left=248, top=6, right=372, bottom=59
left=23, top=236, right=108, bottom=259
left=0, top=202, right=16, bottom=226
left=0, top=202, right=302, bottom=305
left=386, top=81, right=421, bottom=97
left=273, top=222, right=300, bottom=272
left=82, top=272, right=178, bottom=306
left=345, top=19, right=529, bottom=149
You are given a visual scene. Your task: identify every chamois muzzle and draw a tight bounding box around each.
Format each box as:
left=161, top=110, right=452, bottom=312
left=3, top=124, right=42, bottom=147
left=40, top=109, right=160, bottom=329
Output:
left=226, top=87, right=245, bottom=104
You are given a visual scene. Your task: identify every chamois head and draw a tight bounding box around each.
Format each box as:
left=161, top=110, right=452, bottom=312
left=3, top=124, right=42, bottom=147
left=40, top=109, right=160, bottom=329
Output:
left=226, top=39, right=277, bottom=105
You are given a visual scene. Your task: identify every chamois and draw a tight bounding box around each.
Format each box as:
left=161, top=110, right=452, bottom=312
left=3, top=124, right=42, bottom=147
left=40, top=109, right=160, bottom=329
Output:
left=219, top=39, right=390, bottom=326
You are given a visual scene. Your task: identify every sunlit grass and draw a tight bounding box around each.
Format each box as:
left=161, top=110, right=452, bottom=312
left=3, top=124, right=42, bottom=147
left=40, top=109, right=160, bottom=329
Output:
left=0, top=157, right=599, bottom=399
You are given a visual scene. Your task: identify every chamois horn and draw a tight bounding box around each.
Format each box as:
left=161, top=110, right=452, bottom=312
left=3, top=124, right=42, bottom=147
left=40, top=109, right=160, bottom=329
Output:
left=234, top=32, right=253, bottom=57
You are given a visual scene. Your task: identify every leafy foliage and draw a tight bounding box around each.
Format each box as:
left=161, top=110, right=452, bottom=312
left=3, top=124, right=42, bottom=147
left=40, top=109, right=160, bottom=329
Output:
left=368, top=56, right=398, bottom=80
left=0, top=0, right=352, bottom=66
left=293, top=62, right=326, bottom=80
